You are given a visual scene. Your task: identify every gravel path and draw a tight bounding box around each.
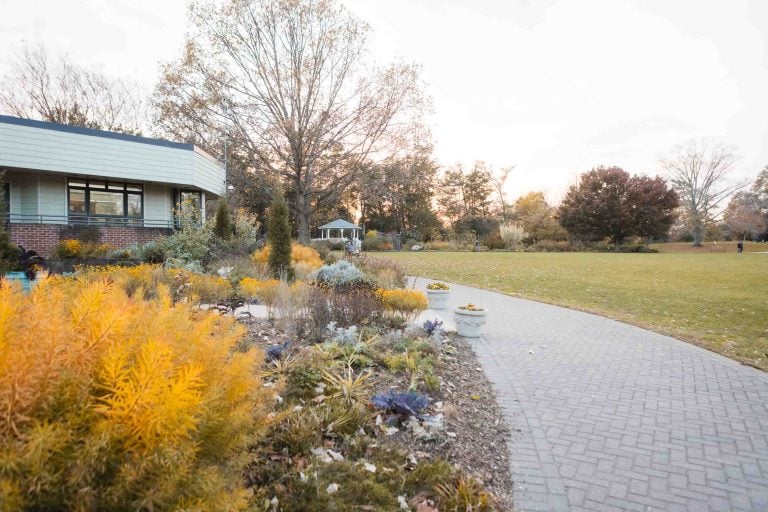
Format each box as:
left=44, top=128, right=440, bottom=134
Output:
left=411, top=278, right=768, bottom=512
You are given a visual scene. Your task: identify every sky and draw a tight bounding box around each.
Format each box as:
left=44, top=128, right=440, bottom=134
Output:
left=1, top=0, right=767, bottom=201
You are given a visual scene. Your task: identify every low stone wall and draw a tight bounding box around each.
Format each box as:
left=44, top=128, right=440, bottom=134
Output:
left=8, top=223, right=172, bottom=256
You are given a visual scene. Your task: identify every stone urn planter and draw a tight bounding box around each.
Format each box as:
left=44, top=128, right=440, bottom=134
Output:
left=426, top=282, right=450, bottom=309
left=453, top=304, right=487, bottom=338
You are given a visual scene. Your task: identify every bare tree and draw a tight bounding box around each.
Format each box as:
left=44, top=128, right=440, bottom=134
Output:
left=163, top=0, right=428, bottom=243
left=754, top=165, right=768, bottom=212
left=484, top=165, right=513, bottom=219
left=724, top=191, right=766, bottom=240
left=0, top=44, right=147, bottom=134
left=661, top=139, right=746, bottom=246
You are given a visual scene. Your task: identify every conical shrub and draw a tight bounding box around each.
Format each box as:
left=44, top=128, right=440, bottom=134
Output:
left=267, top=187, right=294, bottom=280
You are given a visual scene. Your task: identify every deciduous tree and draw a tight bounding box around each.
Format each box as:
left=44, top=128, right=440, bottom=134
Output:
left=484, top=165, right=513, bottom=220
left=161, top=0, right=429, bottom=243
left=557, top=166, right=678, bottom=248
left=753, top=165, right=768, bottom=213
left=724, top=191, right=766, bottom=240
left=629, top=175, right=681, bottom=240
left=511, top=192, right=567, bottom=242
left=356, top=149, right=441, bottom=239
left=0, top=44, right=146, bottom=134
left=661, top=139, right=745, bottom=246
left=436, top=161, right=495, bottom=232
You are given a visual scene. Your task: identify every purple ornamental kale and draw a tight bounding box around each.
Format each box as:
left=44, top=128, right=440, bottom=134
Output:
left=265, top=340, right=291, bottom=362
left=422, top=318, right=444, bottom=335
left=371, top=391, right=430, bottom=417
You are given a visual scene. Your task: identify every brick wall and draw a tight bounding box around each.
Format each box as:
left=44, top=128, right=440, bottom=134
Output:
left=8, top=223, right=173, bottom=256
left=6, top=224, right=61, bottom=256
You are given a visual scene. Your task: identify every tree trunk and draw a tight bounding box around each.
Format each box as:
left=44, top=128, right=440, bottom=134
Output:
left=295, top=192, right=311, bottom=244
left=691, top=222, right=704, bottom=247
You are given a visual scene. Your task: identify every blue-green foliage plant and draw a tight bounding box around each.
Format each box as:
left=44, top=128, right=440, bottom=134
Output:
left=311, top=260, right=375, bottom=291
left=325, top=322, right=359, bottom=346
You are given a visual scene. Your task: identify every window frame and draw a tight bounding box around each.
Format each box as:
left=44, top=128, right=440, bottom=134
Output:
left=173, top=188, right=203, bottom=228
left=67, top=178, right=144, bottom=221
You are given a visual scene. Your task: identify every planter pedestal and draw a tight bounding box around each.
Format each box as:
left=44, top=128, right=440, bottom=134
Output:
left=426, top=289, right=450, bottom=310
left=453, top=308, right=487, bottom=338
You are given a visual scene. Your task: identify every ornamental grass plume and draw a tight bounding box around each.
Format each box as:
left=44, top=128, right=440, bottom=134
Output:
left=499, top=222, right=527, bottom=250
left=0, top=276, right=274, bottom=511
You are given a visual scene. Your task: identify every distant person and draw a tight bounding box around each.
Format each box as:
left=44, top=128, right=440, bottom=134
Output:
left=352, top=236, right=361, bottom=255
left=737, top=241, right=744, bottom=253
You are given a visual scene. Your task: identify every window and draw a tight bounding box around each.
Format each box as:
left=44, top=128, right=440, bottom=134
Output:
left=127, top=194, right=142, bottom=217
left=68, top=179, right=143, bottom=221
left=69, top=189, right=86, bottom=215
left=180, top=190, right=202, bottom=211
left=173, top=189, right=203, bottom=228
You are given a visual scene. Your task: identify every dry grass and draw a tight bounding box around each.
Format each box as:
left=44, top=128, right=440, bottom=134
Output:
left=384, top=251, right=768, bottom=370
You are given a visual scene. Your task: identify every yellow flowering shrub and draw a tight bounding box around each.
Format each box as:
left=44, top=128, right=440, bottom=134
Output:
left=55, top=238, right=82, bottom=258
left=251, top=242, right=323, bottom=275
left=0, top=276, right=274, bottom=511
left=376, top=288, right=428, bottom=320
left=53, top=239, right=113, bottom=259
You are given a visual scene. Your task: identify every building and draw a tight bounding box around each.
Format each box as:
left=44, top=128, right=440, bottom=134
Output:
left=315, top=219, right=362, bottom=242
left=0, top=115, right=225, bottom=255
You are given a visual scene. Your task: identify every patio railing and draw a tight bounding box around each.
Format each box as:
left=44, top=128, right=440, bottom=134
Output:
left=1, top=213, right=175, bottom=229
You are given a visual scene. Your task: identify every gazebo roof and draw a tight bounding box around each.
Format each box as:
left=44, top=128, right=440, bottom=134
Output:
left=318, top=219, right=360, bottom=230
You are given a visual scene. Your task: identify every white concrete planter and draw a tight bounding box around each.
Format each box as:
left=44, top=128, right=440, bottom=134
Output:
left=426, top=289, right=450, bottom=310
left=453, top=307, right=488, bottom=338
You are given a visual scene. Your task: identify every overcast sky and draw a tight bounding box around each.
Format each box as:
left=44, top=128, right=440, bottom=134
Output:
left=1, top=0, right=766, bottom=200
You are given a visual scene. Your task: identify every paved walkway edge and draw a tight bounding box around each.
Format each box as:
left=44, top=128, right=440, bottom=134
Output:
left=410, top=276, right=768, bottom=512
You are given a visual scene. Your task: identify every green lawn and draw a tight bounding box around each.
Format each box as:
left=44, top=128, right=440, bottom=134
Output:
left=381, top=251, right=768, bottom=370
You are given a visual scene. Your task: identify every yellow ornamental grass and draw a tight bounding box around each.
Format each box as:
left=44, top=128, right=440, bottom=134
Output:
left=0, top=276, right=274, bottom=511
left=239, top=277, right=280, bottom=305
left=76, top=263, right=178, bottom=299
left=251, top=242, right=323, bottom=274
left=376, top=288, right=428, bottom=320
left=184, top=273, right=233, bottom=304
left=74, top=264, right=233, bottom=304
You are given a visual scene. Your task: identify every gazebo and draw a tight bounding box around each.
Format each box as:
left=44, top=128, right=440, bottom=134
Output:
left=316, top=219, right=362, bottom=241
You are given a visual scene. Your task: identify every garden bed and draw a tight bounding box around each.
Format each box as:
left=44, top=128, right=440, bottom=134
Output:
left=240, top=318, right=513, bottom=510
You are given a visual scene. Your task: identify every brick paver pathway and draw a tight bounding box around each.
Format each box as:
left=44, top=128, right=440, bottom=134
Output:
left=412, top=278, right=768, bottom=512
